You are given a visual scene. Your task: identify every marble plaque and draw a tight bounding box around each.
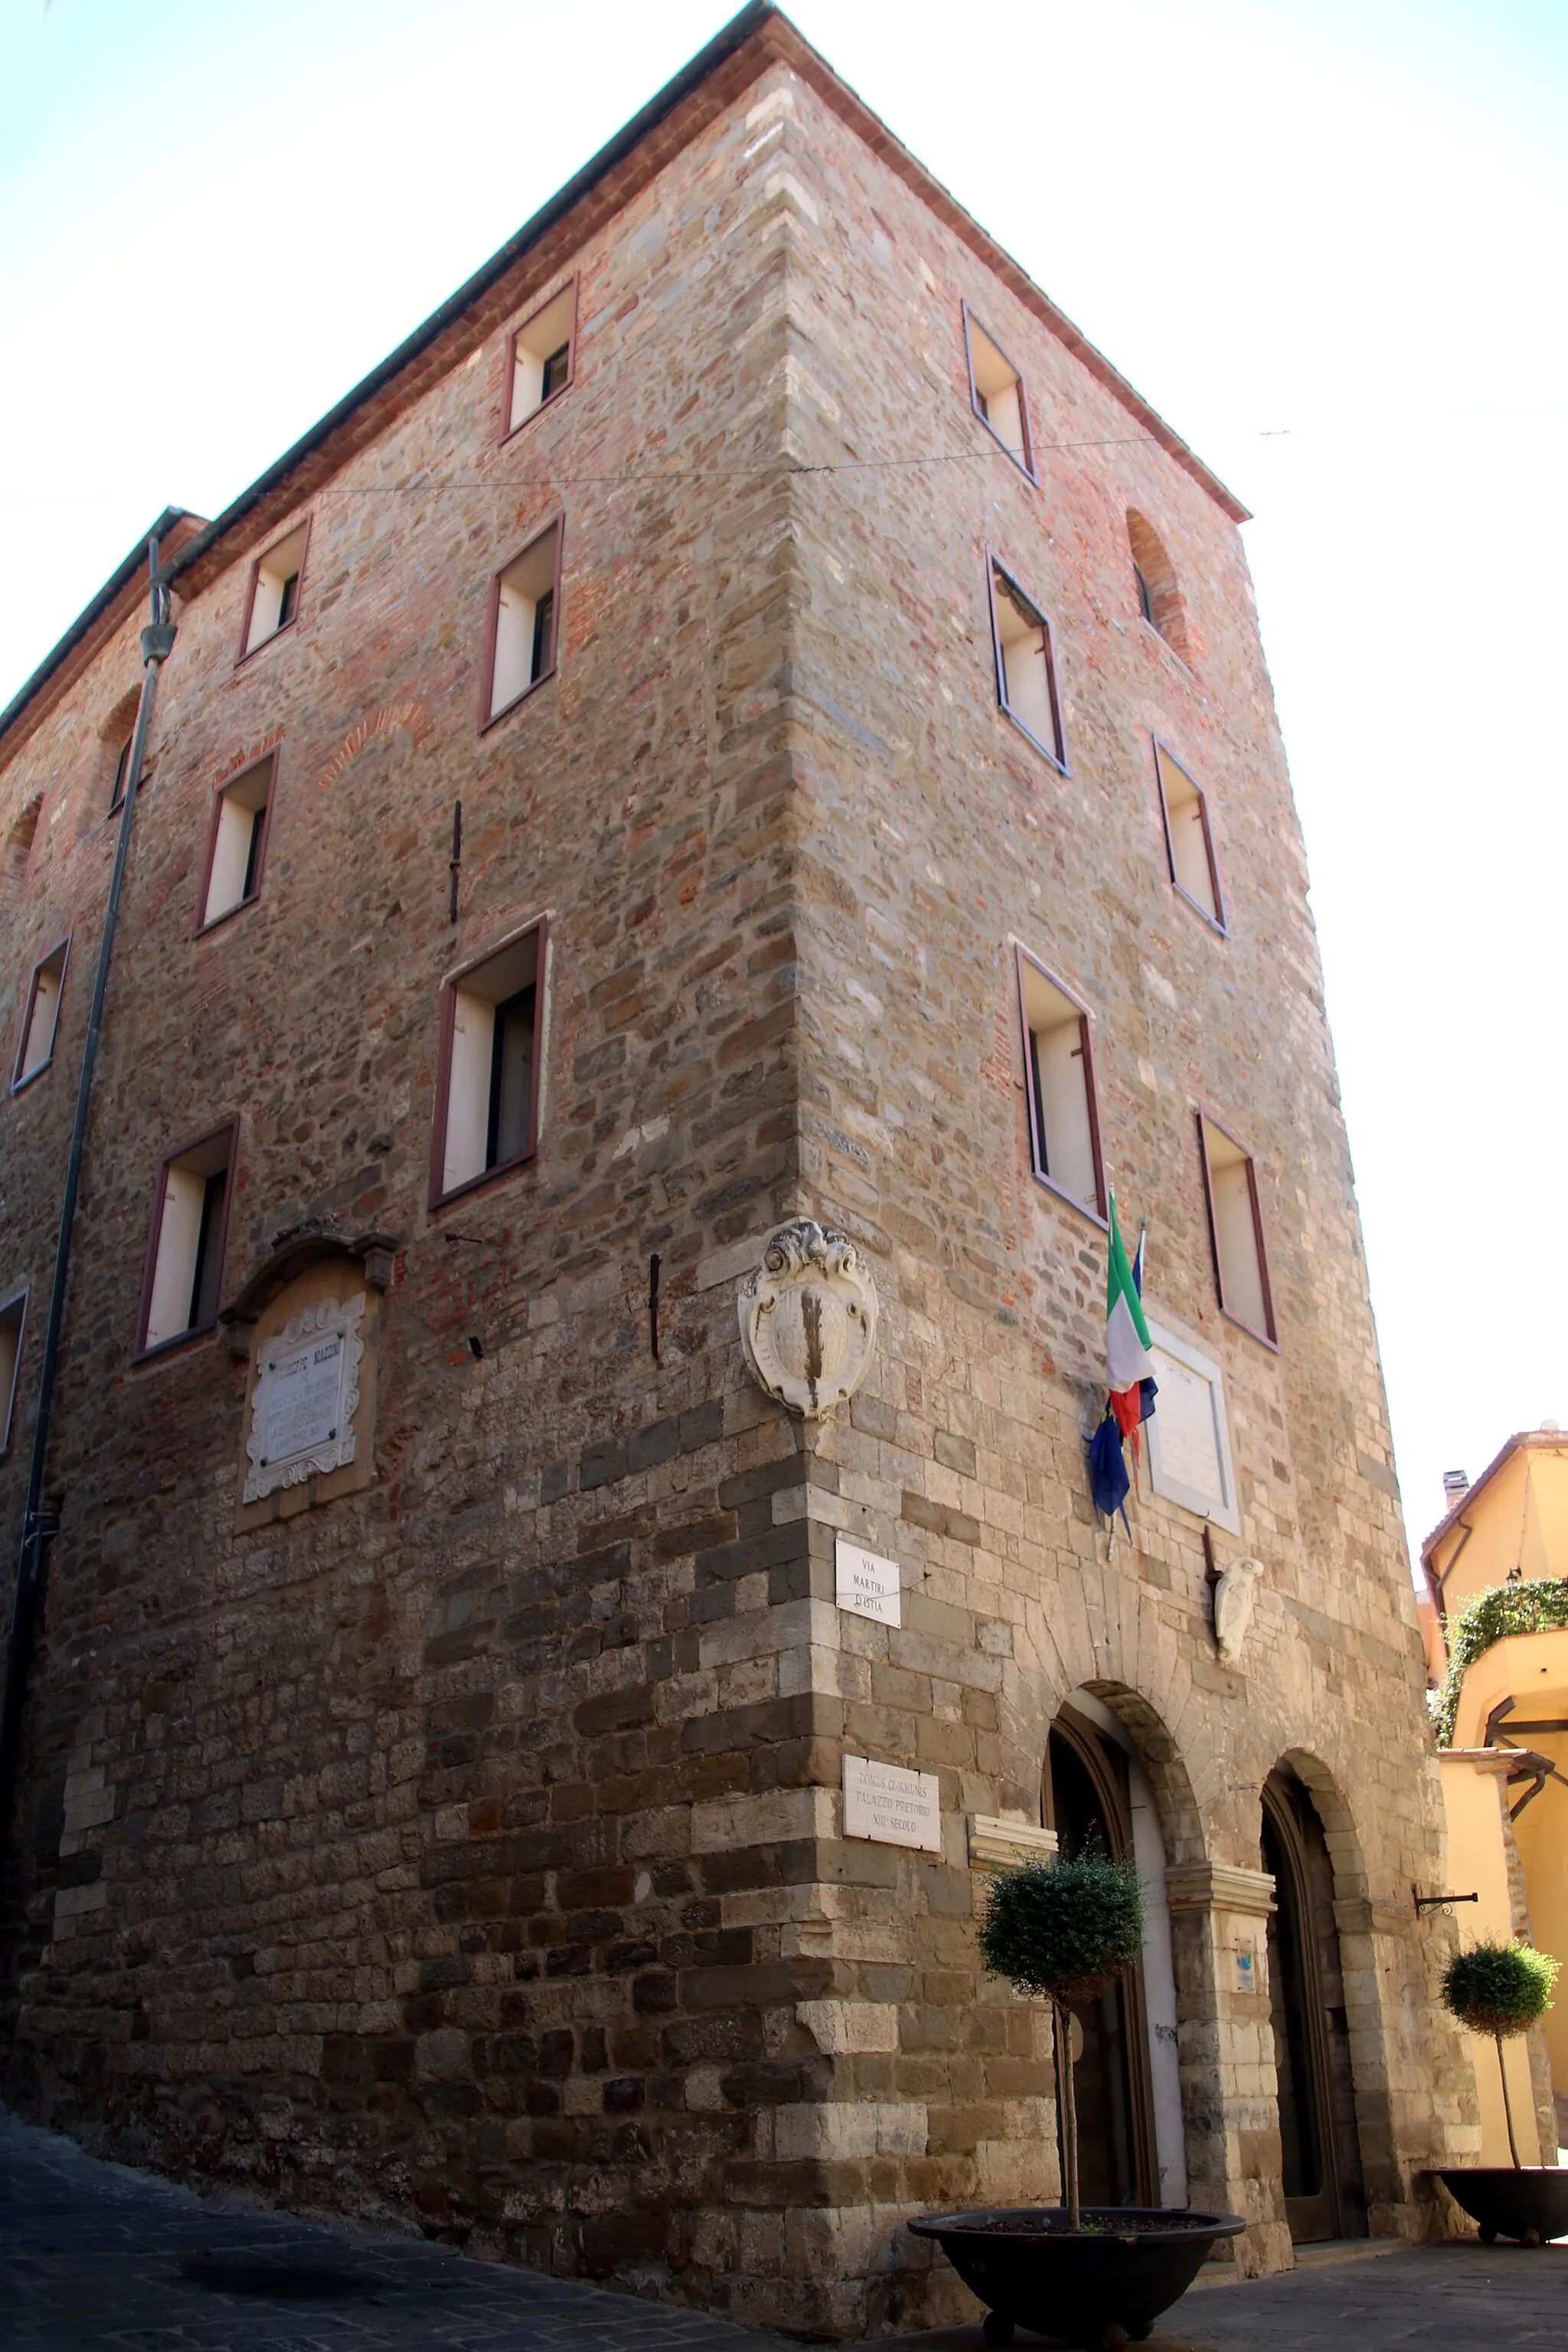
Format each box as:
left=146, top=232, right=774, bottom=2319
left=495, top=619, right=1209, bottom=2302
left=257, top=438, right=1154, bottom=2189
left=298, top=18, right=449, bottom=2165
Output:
left=835, top=1536, right=902, bottom=1626
left=243, top=1294, right=365, bottom=1504
left=843, top=1753, right=941, bottom=1851
left=1145, top=1318, right=1240, bottom=1536
left=266, top=1329, right=345, bottom=1462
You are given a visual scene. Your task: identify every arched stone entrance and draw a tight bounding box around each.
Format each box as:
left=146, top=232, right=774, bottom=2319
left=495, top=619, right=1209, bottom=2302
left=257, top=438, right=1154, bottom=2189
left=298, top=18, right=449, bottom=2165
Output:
left=1260, top=1764, right=1367, bottom=2242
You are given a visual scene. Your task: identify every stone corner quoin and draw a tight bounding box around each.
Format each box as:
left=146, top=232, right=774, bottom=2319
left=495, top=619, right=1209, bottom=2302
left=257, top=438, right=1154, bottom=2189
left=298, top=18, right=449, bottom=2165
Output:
left=0, top=15, right=1468, bottom=2342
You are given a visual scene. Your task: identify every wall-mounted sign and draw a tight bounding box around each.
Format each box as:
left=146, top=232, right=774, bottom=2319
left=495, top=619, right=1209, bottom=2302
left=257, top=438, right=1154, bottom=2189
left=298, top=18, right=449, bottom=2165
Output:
left=243, top=1294, right=365, bottom=1504
left=1235, top=1939, right=1263, bottom=1995
left=835, top=1535, right=901, bottom=1625
left=1145, top=1317, right=1241, bottom=1537
left=842, top=1753, right=941, bottom=1852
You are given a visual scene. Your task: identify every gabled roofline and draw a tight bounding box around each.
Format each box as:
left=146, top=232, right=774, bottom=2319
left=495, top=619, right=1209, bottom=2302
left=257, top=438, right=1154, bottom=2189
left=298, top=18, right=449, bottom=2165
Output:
left=1, top=5, right=1248, bottom=773
left=1421, top=1428, right=1568, bottom=1566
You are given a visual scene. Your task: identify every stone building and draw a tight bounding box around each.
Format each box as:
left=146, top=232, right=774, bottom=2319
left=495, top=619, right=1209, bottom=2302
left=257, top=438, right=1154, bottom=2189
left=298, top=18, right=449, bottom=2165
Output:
left=1421, top=1436, right=1568, bottom=2167
left=0, top=5, right=1472, bottom=2334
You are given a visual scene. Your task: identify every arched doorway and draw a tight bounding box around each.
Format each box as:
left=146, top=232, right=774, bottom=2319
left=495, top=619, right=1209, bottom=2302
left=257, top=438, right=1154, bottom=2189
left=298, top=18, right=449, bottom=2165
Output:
left=1260, top=1766, right=1367, bottom=2242
left=1045, top=1707, right=1159, bottom=2206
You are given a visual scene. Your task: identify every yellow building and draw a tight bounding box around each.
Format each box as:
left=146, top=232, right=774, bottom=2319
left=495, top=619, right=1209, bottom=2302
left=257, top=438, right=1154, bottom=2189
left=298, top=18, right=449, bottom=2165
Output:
left=1423, top=1429, right=1568, bottom=2165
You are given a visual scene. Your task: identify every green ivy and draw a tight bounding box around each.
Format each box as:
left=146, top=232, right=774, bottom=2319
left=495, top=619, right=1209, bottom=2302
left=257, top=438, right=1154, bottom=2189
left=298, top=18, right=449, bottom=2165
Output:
left=1435, top=1577, right=1568, bottom=1745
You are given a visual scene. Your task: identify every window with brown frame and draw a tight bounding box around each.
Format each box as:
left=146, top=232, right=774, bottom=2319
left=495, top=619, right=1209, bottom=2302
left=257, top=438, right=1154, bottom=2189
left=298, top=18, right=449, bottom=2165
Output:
left=1126, top=510, right=1191, bottom=662
left=241, top=522, right=309, bottom=658
left=1197, top=1112, right=1276, bottom=1343
left=989, top=560, right=1066, bottom=767
left=198, top=755, right=274, bottom=931
left=483, top=523, right=561, bottom=724
left=136, top=1124, right=236, bottom=1356
left=108, top=727, right=136, bottom=812
left=1155, top=741, right=1225, bottom=930
left=0, top=1287, right=25, bottom=1454
left=1018, top=949, right=1106, bottom=1221
left=504, top=282, right=577, bottom=437
left=12, top=939, right=68, bottom=1089
left=431, top=922, right=545, bottom=1206
left=963, top=305, right=1036, bottom=481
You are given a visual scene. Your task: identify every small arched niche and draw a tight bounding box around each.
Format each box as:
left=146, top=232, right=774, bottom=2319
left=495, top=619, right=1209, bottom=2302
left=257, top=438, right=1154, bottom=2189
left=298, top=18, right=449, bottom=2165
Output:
left=1126, top=510, right=1193, bottom=665
left=2, top=795, right=44, bottom=915
left=223, top=1226, right=398, bottom=1530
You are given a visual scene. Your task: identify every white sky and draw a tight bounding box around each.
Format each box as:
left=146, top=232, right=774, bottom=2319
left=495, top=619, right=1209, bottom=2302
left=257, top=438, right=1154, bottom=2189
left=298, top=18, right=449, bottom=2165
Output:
left=2, top=0, right=1564, bottom=1570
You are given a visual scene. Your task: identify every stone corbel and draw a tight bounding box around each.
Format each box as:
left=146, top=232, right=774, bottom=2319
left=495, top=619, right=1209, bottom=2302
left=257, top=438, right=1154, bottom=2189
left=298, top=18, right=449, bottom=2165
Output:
left=1164, top=1861, right=1277, bottom=1917
left=1334, top=1894, right=1410, bottom=1939
left=967, top=1815, right=1060, bottom=1872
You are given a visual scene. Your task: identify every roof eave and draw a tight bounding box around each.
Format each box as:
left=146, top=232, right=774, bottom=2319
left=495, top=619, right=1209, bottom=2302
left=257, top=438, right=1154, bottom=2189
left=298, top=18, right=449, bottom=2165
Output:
left=0, top=507, right=204, bottom=775
left=2, top=3, right=1250, bottom=769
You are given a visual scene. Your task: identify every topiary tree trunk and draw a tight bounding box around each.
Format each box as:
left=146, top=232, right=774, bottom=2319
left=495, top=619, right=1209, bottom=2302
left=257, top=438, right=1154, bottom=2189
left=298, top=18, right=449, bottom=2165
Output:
left=1054, top=1998, right=1082, bottom=2230
left=978, top=1851, right=1144, bottom=2229
left=1442, top=1941, right=1560, bottom=2169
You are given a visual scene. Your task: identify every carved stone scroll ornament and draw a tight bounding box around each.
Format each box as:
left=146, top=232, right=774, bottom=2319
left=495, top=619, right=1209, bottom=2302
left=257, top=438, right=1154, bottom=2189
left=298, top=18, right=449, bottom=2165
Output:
left=737, top=1219, right=878, bottom=1419
left=243, top=1294, right=366, bottom=1504
left=1213, top=1553, right=1265, bottom=1664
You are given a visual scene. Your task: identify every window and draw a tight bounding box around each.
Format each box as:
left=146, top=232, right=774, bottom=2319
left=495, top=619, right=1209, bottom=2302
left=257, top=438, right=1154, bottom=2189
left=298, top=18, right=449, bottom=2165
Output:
left=1197, top=1112, right=1275, bottom=1344
left=94, top=688, right=141, bottom=823
left=109, top=729, right=135, bottom=812
left=482, top=523, right=561, bottom=724
left=137, top=1125, right=236, bottom=1355
left=432, top=923, right=545, bottom=1205
left=13, top=939, right=68, bottom=1089
left=1126, top=510, right=1191, bottom=662
left=198, top=755, right=273, bottom=930
left=0, top=1289, right=25, bottom=1454
left=1154, top=741, right=1225, bottom=930
left=1017, top=949, right=1106, bottom=1221
left=963, top=305, right=1036, bottom=480
left=988, top=560, right=1066, bottom=767
left=241, top=523, right=309, bottom=658
left=504, top=282, right=577, bottom=436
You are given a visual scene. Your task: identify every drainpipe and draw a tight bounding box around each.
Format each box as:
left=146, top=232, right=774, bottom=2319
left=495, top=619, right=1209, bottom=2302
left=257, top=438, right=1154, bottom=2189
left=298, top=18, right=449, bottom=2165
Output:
left=0, top=536, right=176, bottom=1864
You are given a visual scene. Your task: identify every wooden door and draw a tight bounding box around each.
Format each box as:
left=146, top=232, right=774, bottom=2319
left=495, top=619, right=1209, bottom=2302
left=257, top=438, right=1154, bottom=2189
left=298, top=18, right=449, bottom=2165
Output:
left=1261, top=1769, right=1367, bottom=2243
left=1045, top=1711, right=1159, bottom=2208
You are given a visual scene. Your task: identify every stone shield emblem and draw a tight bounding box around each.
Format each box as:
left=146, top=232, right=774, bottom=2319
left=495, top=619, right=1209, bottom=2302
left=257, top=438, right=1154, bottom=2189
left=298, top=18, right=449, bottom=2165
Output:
left=737, top=1218, right=878, bottom=1419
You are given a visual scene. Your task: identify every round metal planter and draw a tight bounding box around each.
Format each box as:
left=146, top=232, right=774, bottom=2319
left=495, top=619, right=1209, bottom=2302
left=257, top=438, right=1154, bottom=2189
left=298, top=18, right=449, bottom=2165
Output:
left=907, top=2206, right=1246, bottom=2350
left=1439, top=2167, right=1568, bottom=2246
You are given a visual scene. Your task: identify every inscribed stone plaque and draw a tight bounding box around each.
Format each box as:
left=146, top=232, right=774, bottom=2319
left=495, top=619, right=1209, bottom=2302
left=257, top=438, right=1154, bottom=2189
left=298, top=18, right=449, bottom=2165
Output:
left=835, top=1535, right=902, bottom=1626
left=266, top=1329, right=345, bottom=1462
left=243, top=1294, right=366, bottom=1504
left=842, top=1754, right=941, bottom=1851
left=1145, top=1318, right=1240, bottom=1536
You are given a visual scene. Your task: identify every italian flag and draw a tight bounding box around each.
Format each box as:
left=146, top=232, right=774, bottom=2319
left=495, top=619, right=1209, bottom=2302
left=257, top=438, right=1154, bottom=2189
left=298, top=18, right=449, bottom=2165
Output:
left=1106, top=1192, right=1155, bottom=1399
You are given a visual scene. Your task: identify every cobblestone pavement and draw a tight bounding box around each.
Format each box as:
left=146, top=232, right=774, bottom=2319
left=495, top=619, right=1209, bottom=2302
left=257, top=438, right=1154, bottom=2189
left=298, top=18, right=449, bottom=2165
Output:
left=1, top=2107, right=795, bottom=2352
left=880, top=2242, right=1568, bottom=2350
left=4, top=2105, right=1565, bottom=2350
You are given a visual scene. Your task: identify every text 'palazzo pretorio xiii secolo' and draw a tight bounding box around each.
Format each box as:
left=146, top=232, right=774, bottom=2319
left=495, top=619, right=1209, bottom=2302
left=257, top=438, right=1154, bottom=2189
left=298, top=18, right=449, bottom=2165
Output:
left=0, top=5, right=1476, bottom=2334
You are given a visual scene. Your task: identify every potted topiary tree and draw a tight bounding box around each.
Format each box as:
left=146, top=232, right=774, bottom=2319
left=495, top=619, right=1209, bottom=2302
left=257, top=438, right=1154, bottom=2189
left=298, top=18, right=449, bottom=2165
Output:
left=1438, top=1938, right=1568, bottom=2246
left=907, top=1852, right=1243, bottom=2350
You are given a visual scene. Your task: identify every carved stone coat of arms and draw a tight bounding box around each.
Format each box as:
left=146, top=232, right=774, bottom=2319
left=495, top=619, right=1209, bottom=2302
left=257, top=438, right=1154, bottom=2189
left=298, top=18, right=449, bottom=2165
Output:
left=737, top=1218, right=878, bottom=1419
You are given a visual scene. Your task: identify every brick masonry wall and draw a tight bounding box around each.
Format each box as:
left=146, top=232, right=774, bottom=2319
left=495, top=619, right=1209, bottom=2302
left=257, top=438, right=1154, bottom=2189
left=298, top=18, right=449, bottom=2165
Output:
left=0, top=47, right=1473, bottom=2343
